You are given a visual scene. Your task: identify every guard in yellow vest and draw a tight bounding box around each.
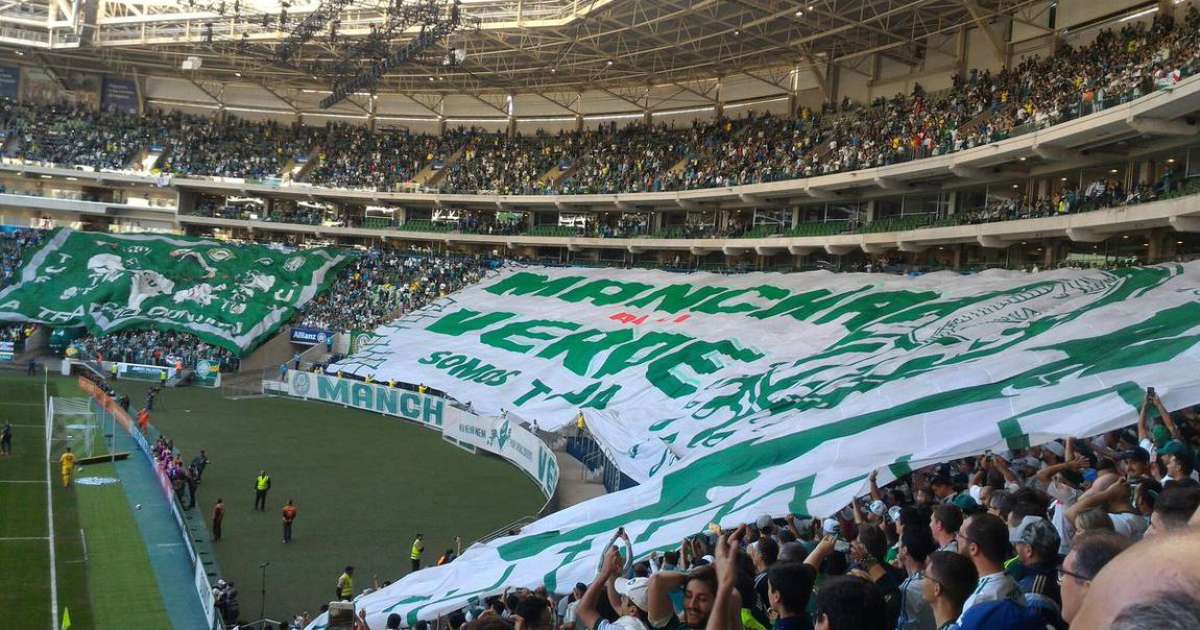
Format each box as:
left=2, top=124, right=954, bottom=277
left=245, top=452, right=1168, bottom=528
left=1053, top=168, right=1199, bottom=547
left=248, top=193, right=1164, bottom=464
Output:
left=336, top=565, right=354, bottom=601
left=253, top=470, right=271, bottom=511
left=410, top=533, right=425, bottom=572
left=417, top=383, right=427, bottom=395
left=575, top=410, right=586, bottom=437
left=59, top=446, right=77, bottom=487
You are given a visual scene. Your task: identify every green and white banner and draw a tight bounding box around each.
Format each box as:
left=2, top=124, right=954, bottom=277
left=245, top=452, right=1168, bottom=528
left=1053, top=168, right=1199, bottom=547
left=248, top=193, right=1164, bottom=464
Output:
left=0, top=229, right=353, bottom=355
left=286, top=370, right=558, bottom=498
left=315, top=263, right=1200, bottom=630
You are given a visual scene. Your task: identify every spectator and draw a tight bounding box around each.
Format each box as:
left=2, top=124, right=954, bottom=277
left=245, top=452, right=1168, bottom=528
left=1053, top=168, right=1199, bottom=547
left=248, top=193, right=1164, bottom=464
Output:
left=1005, top=516, right=1062, bottom=624
left=811, top=576, right=888, bottom=630
left=1146, top=486, right=1200, bottom=537
left=1070, top=528, right=1200, bottom=628
left=1058, top=532, right=1131, bottom=625
left=895, top=524, right=937, bottom=630
left=766, top=562, right=815, bottom=630
left=930, top=505, right=962, bottom=553
left=920, top=551, right=977, bottom=630
left=955, top=513, right=1025, bottom=621
left=646, top=564, right=717, bottom=630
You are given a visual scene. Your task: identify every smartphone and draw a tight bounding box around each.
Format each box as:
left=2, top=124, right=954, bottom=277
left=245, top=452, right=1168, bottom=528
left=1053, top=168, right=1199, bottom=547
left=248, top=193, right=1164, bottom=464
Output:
left=1147, top=386, right=1156, bottom=397
left=834, top=536, right=850, bottom=553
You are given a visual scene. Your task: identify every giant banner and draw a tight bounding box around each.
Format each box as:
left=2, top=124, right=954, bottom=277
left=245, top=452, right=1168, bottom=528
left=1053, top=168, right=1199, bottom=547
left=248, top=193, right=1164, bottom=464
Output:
left=0, top=229, right=353, bottom=354
left=312, top=263, right=1200, bottom=630
left=286, top=371, right=558, bottom=498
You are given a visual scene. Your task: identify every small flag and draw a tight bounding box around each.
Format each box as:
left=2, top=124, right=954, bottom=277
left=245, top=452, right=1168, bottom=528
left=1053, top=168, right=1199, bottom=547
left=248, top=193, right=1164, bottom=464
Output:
left=61, top=606, right=72, bottom=630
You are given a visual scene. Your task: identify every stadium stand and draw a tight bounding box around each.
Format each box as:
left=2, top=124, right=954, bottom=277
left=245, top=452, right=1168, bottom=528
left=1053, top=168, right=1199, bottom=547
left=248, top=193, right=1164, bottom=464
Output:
left=0, top=18, right=1193, bottom=199
left=296, top=249, right=491, bottom=334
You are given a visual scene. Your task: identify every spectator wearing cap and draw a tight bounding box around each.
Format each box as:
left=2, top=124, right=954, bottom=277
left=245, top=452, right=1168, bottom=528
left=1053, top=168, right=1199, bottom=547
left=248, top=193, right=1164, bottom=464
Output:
left=578, top=547, right=650, bottom=630
left=895, top=525, right=938, bottom=630
left=1037, top=442, right=1066, bottom=470
left=955, top=513, right=1026, bottom=623
left=1005, top=516, right=1063, bottom=624
left=1146, top=486, right=1200, bottom=537
left=1058, top=532, right=1131, bottom=625
left=930, top=505, right=963, bottom=553
left=1158, top=440, right=1197, bottom=485
left=921, top=551, right=977, bottom=630
left=1116, top=446, right=1153, bottom=483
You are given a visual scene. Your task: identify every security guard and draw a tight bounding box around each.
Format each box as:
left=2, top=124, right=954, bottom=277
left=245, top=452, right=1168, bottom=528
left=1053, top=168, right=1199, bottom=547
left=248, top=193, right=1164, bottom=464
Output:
left=253, top=470, right=271, bottom=511
left=410, top=533, right=425, bottom=572
left=336, top=566, right=354, bottom=601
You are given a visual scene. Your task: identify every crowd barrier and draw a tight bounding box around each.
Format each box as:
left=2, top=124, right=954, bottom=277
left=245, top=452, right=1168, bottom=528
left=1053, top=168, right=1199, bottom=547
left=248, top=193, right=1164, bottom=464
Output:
left=281, top=370, right=560, bottom=504
left=79, top=376, right=222, bottom=630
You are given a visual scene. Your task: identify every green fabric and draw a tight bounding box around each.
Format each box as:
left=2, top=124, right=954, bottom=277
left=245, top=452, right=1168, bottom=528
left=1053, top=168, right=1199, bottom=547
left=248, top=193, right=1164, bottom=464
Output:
left=0, top=228, right=355, bottom=355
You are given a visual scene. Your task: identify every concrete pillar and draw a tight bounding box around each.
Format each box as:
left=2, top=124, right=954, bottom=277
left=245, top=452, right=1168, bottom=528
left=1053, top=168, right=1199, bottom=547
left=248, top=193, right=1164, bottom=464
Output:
left=865, top=200, right=876, bottom=223
left=715, top=77, right=724, bottom=119
left=1042, top=241, right=1055, bottom=268
left=1148, top=229, right=1171, bottom=262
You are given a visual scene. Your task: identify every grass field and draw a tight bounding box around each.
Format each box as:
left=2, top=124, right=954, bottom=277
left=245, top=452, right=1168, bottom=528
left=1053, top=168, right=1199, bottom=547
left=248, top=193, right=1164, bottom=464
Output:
left=0, top=374, right=169, bottom=630
left=117, top=380, right=545, bottom=623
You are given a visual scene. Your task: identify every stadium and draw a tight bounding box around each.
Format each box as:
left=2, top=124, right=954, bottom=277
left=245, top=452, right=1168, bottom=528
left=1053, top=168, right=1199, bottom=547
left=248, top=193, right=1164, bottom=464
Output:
left=2, top=0, right=1200, bottom=628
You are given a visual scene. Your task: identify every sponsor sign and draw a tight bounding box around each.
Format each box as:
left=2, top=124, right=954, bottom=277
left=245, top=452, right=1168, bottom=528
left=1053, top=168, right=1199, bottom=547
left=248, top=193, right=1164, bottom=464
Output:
left=290, top=326, right=332, bottom=346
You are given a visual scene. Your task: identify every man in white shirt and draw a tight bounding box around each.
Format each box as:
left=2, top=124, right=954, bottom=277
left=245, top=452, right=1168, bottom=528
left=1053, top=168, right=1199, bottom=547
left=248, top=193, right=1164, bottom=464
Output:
left=955, top=513, right=1026, bottom=623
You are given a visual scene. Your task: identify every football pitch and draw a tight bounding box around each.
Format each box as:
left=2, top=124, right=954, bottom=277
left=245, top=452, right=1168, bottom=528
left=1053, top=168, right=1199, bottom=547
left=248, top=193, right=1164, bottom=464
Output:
left=0, top=374, right=170, bottom=630
left=117, top=380, right=545, bottom=623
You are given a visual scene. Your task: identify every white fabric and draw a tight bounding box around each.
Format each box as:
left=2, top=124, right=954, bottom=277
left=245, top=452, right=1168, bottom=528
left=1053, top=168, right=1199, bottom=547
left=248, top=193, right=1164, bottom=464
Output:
left=309, top=263, right=1200, bottom=630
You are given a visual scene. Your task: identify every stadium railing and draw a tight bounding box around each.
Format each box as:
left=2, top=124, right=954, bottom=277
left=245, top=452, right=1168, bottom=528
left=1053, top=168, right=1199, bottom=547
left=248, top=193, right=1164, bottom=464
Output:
left=78, top=376, right=224, bottom=630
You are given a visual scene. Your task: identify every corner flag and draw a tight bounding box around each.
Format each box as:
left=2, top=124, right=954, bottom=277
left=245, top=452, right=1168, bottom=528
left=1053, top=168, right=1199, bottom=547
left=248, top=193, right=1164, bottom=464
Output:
left=61, top=606, right=71, bottom=630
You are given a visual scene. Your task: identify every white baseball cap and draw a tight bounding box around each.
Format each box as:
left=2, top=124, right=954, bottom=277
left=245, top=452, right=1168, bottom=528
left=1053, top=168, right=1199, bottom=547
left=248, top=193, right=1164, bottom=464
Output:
left=615, top=577, right=650, bottom=611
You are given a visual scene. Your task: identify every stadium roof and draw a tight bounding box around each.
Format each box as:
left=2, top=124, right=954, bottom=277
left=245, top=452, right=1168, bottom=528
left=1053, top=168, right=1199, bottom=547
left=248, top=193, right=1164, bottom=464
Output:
left=0, top=0, right=1044, bottom=100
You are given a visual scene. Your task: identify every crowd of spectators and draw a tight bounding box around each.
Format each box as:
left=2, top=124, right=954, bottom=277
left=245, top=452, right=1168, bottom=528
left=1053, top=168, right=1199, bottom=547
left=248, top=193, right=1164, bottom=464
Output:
left=291, top=386, right=1200, bottom=630
left=297, top=248, right=492, bottom=333
left=0, top=227, right=43, bottom=288
left=69, top=329, right=241, bottom=372
left=156, top=111, right=324, bottom=181
left=950, top=168, right=1188, bottom=225
left=440, top=130, right=590, bottom=195
left=1, top=13, right=1196, bottom=197
left=306, top=125, right=468, bottom=191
